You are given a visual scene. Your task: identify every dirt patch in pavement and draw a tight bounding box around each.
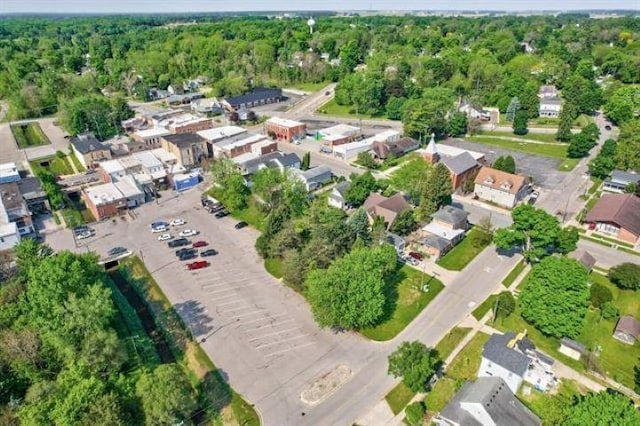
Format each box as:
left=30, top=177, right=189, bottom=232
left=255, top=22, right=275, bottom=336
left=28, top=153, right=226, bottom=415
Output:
left=301, top=364, right=353, bottom=405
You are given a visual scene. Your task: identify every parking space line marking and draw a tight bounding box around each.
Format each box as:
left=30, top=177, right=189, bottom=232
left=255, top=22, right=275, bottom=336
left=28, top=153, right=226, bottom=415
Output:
left=255, top=334, right=309, bottom=349
left=207, top=288, right=237, bottom=295
left=248, top=318, right=295, bottom=331
left=217, top=299, right=247, bottom=307
left=263, top=341, right=317, bottom=357
left=233, top=311, right=266, bottom=319
left=221, top=306, right=255, bottom=313
left=212, top=294, right=239, bottom=301
left=237, top=313, right=287, bottom=325
left=248, top=327, right=300, bottom=342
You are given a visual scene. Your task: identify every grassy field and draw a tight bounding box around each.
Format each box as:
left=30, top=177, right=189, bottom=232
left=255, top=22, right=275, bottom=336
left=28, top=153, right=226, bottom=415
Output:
left=30, top=154, right=75, bottom=177
left=361, top=265, right=444, bottom=341
left=472, top=294, right=498, bottom=321
left=497, top=272, right=640, bottom=388
left=69, top=152, right=86, bottom=172
left=424, top=378, right=458, bottom=414
left=502, top=259, right=527, bottom=288
left=434, top=327, right=471, bottom=360
left=316, top=98, right=379, bottom=119
left=264, top=257, right=284, bottom=279
left=475, top=130, right=558, bottom=143
left=385, top=382, right=416, bottom=415
left=120, top=257, right=260, bottom=426
left=11, top=122, right=50, bottom=148
left=519, top=380, right=583, bottom=425
left=291, top=81, right=331, bottom=92
left=468, top=135, right=568, bottom=159
left=557, top=157, right=581, bottom=172
left=437, top=228, right=491, bottom=271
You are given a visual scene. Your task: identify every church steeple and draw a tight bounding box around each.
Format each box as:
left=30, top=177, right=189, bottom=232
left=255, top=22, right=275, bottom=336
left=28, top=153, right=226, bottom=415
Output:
left=424, top=133, right=439, bottom=164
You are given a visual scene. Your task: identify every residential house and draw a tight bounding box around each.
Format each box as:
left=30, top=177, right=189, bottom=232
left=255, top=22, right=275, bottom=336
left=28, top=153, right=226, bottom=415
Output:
left=474, top=166, right=531, bottom=209
left=0, top=182, right=34, bottom=235
left=113, top=175, right=145, bottom=208
left=539, top=97, right=562, bottom=118
left=319, top=124, right=360, bottom=149
left=161, top=133, right=208, bottom=168
left=421, top=205, right=469, bottom=258
left=99, top=159, right=127, bottom=183
left=132, top=151, right=166, bottom=183
left=371, top=137, right=420, bottom=160
left=148, top=88, right=169, bottom=101
left=167, top=93, right=204, bottom=106
left=435, top=377, right=541, bottom=426
left=191, top=98, right=224, bottom=115
left=386, top=232, right=406, bottom=254
left=293, top=165, right=332, bottom=191
left=83, top=183, right=127, bottom=221
left=538, top=85, right=559, bottom=99
left=363, top=193, right=411, bottom=229
left=197, top=126, right=248, bottom=158
left=264, top=117, right=307, bottom=142
left=558, top=338, right=586, bottom=361
left=423, top=136, right=484, bottom=191
left=458, top=102, right=492, bottom=121
left=603, top=170, right=640, bottom=193
left=0, top=196, right=20, bottom=251
left=328, top=181, right=351, bottom=209
left=131, top=128, right=171, bottom=150
left=236, top=151, right=301, bottom=175
left=568, top=249, right=596, bottom=272
left=16, top=177, right=49, bottom=213
left=584, top=193, right=640, bottom=244
left=613, top=316, right=640, bottom=345
left=479, top=332, right=557, bottom=393
left=0, top=163, right=20, bottom=184
left=221, top=88, right=283, bottom=111
left=70, top=133, right=112, bottom=169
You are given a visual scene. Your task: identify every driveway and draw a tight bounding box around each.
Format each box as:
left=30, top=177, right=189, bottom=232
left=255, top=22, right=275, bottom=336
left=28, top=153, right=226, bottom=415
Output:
left=441, top=139, right=566, bottom=190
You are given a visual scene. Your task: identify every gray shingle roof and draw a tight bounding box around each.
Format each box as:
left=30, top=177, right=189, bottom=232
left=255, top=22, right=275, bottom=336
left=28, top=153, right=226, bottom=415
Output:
left=224, top=87, right=282, bottom=107
left=71, top=133, right=107, bottom=154
left=560, top=338, right=586, bottom=353
left=334, top=181, right=350, bottom=197
left=441, top=151, right=478, bottom=175
left=431, top=205, right=468, bottom=225
left=162, top=133, right=206, bottom=148
left=299, top=165, right=331, bottom=180
left=421, top=235, right=450, bottom=250
left=483, top=333, right=531, bottom=376
left=609, top=170, right=640, bottom=186
left=440, top=377, right=541, bottom=426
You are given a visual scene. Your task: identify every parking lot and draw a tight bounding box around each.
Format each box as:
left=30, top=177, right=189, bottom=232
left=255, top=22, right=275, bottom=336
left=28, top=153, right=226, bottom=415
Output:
left=44, top=186, right=377, bottom=425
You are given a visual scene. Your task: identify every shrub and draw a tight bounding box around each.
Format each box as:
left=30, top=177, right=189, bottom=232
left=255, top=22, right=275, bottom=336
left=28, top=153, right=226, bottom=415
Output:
left=590, top=282, right=613, bottom=308
left=601, top=301, right=619, bottom=320
left=405, top=401, right=426, bottom=426
left=495, top=291, right=516, bottom=320
left=609, top=263, right=640, bottom=290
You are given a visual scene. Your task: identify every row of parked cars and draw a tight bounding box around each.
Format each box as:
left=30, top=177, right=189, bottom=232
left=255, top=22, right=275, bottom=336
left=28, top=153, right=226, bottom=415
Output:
left=399, top=251, right=424, bottom=266
left=152, top=219, right=217, bottom=270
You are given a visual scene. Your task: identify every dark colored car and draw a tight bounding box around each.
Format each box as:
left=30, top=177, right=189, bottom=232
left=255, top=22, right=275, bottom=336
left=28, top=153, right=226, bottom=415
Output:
left=605, top=125, right=612, bottom=131
left=107, top=246, right=128, bottom=256
left=179, top=252, right=198, bottom=261
left=207, top=204, right=224, bottom=213
left=215, top=209, right=229, bottom=218
left=201, top=249, right=218, bottom=257
left=168, top=238, right=190, bottom=248
left=73, top=225, right=92, bottom=235
left=408, top=252, right=424, bottom=261
left=175, top=248, right=196, bottom=257
left=192, top=241, right=208, bottom=248
left=528, top=191, right=539, bottom=205
left=187, top=260, right=208, bottom=270
left=234, top=221, right=248, bottom=229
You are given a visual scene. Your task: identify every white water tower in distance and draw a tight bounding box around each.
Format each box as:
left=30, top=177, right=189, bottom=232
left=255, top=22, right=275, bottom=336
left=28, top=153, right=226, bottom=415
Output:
left=307, top=17, right=316, bottom=34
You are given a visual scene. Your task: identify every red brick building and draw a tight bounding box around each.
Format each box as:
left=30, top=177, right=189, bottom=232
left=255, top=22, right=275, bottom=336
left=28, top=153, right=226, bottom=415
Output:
left=264, top=117, right=307, bottom=142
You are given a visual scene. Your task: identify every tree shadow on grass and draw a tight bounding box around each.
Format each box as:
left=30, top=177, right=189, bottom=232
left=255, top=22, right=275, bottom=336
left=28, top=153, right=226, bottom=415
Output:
left=375, top=263, right=407, bottom=325
left=192, top=369, right=233, bottom=424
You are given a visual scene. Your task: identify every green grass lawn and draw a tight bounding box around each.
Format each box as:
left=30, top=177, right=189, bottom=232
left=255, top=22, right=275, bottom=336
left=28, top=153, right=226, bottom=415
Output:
left=316, top=98, right=378, bottom=119
left=60, top=207, right=85, bottom=228
left=291, top=81, right=331, bottom=92
left=472, top=294, right=498, bottom=321
left=587, top=178, right=603, bottom=196
left=446, top=332, right=491, bottom=380
left=385, top=382, right=416, bottom=415
left=557, top=157, right=581, bottom=172
left=519, top=380, right=582, bottom=425
left=475, top=130, right=558, bottom=143
left=437, top=228, right=491, bottom=271
left=230, top=200, right=267, bottom=232
left=434, top=327, right=471, bottom=360
left=468, top=136, right=568, bottom=159
left=264, top=258, right=284, bottom=279
left=30, top=155, right=75, bottom=177
left=11, top=122, right=50, bottom=148
left=69, top=152, right=86, bottom=172
left=424, top=378, right=459, bottom=414
left=361, top=265, right=444, bottom=341
left=502, top=259, right=527, bottom=288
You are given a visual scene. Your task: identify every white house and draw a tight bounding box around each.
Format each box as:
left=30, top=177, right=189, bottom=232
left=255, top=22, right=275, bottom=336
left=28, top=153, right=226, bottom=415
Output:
left=132, top=151, right=166, bottom=182
left=539, top=97, right=562, bottom=118
left=328, top=181, right=350, bottom=209
left=99, top=159, right=127, bottom=183
left=113, top=175, right=145, bottom=208
left=474, top=166, right=531, bottom=209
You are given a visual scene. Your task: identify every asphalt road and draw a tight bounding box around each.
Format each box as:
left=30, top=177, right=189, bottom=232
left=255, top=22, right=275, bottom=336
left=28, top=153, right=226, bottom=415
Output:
left=577, top=239, right=639, bottom=269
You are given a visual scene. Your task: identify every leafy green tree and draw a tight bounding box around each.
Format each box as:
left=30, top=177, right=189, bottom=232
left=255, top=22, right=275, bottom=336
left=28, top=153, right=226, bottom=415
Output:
left=562, top=73, right=602, bottom=115
left=251, top=167, right=285, bottom=209
left=59, top=94, right=131, bottom=140
left=519, top=256, right=589, bottom=338
left=495, top=291, right=516, bottom=320
left=556, top=103, right=577, bottom=142
left=305, top=244, right=396, bottom=330
left=562, top=391, right=640, bottom=426
left=493, top=204, right=574, bottom=262
left=447, top=112, right=468, bottom=137
left=347, top=208, right=372, bottom=246
left=601, top=301, right=619, bottom=320
left=608, top=263, right=640, bottom=290
left=604, top=85, right=640, bottom=125
left=356, top=151, right=377, bottom=169
left=386, top=96, right=406, bottom=120
left=556, top=226, right=579, bottom=254
left=387, top=341, right=440, bottom=392
left=345, top=171, right=378, bottom=207
left=588, top=139, right=617, bottom=179
left=223, top=173, right=250, bottom=211
left=405, top=401, right=426, bottom=426
left=135, top=364, right=197, bottom=426
left=492, top=155, right=516, bottom=174
left=281, top=249, right=306, bottom=292
left=432, top=163, right=453, bottom=207
left=389, top=209, right=417, bottom=236
left=402, top=88, right=454, bottom=139
left=615, top=120, right=640, bottom=171
left=391, top=158, right=431, bottom=203
left=301, top=152, right=311, bottom=170
left=590, top=282, right=613, bottom=308
left=512, top=109, right=529, bottom=135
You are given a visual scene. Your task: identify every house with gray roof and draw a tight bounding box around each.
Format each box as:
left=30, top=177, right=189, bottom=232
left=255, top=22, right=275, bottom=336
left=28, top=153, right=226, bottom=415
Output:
left=440, top=152, right=480, bottom=191
left=237, top=151, right=301, bottom=175
left=603, top=170, right=640, bottom=193
left=539, top=97, right=562, bottom=118
left=70, top=132, right=112, bottom=169
left=435, top=377, right=541, bottom=426
left=386, top=232, right=406, bottom=254
left=614, top=316, right=640, bottom=345
left=293, top=166, right=333, bottom=191
left=328, top=181, right=351, bottom=210
left=420, top=205, right=469, bottom=258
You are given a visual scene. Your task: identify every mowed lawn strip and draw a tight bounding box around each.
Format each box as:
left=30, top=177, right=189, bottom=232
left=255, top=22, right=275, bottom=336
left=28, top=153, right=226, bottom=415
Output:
left=385, top=382, right=416, bottom=415
left=361, top=265, right=444, bottom=341
left=502, top=259, right=527, bottom=288
left=468, top=136, right=568, bottom=159
left=434, top=327, right=472, bottom=360
left=437, top=228, right=491, bottom=271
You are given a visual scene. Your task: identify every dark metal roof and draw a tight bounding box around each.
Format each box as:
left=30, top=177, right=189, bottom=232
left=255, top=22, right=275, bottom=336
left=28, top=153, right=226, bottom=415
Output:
left=560, top=338, right=586, bottom=353
left=70, top=133, right=108, bottom=154
left=482, top=333, right=531, bottom=376
left=224, top=88, right=282, bottom=107
left=162, top=133, right=206, bottom=149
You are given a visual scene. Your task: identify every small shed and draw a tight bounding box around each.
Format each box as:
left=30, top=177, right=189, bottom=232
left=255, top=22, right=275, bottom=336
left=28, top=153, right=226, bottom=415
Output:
left=613, top=316, right=640, bottom=345
left=559, top=338, right=586, bottom=361
left=386, top=232, right=406, bottom=254
left=569, top=250, right=596, bottom=272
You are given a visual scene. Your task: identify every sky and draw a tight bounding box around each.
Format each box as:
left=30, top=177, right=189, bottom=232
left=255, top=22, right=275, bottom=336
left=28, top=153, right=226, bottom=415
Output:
left=1, top=0, right=638, bottom=14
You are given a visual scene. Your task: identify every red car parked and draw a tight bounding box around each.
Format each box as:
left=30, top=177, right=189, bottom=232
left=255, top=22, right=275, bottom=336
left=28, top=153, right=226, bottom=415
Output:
left=187, top=260, right=209, bottom=270
left=192, top=240, right=208, bottom=248
left=408, top=251, right=424, bottom=261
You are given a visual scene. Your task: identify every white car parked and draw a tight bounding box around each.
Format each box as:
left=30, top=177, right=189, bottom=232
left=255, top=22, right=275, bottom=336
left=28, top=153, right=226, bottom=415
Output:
left=170, top=219, right=186, bottom=226
left=179, top=229, right=198, bottom=237
left=157, top=233, right=172, bottom=241
left=151, top=225, right=168, bottom=233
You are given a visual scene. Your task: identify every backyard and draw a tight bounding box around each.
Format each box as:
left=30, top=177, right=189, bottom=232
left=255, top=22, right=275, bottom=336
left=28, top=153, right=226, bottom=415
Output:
left=496, top=271, right=640, bottom=389
left=437, top=227, right=492, bottom=271
left=316, top=98, right=379, bottom=119
left=361, top=264, right=444, bottom=341
left=290, top=81, right=331, bottom=92
left=11, top=122, right=50, bottom=148
left=30, top=153, right=75, bottom=177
